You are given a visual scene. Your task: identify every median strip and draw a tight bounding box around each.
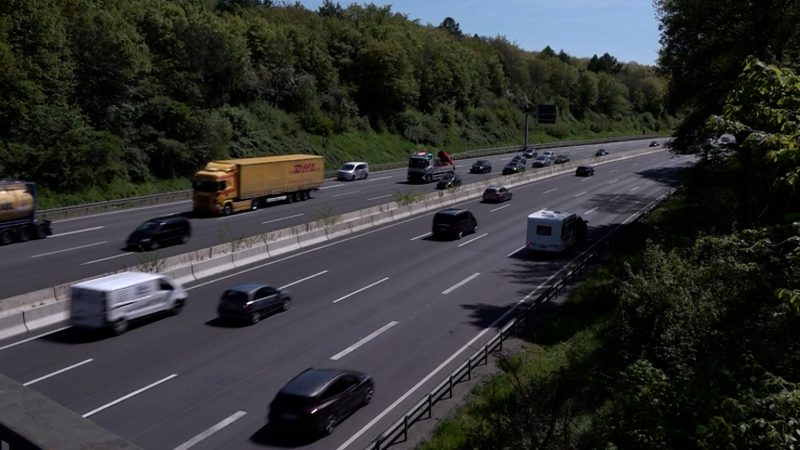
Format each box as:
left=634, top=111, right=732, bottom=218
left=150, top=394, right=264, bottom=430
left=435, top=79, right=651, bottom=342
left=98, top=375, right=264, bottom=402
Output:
left=330, top=321, right=398, bottom=361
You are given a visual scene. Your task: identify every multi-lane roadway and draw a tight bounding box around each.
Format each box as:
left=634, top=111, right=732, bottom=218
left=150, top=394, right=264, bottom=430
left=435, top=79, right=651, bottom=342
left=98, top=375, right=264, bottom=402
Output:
left=0, top=142, right=691, bottom=449
left=1, top=139, right=665, bottom=297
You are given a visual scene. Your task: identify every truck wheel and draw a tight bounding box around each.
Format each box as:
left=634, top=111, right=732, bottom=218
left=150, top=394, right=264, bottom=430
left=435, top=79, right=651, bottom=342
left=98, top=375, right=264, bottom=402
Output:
left=0, top=229, right=14, bottom=245
left=149, top=240, right=160, bottom=251
left=170, top=299, right=184, bottom=315
left=222, top=204, right=233, bottom=216
left=17, top=225, right=33, bottom=242
left=112, top=319, right=128, bottom=336
left=251, top=199, right=259, bottom=211
left=36, top=223, right=50, bottom=239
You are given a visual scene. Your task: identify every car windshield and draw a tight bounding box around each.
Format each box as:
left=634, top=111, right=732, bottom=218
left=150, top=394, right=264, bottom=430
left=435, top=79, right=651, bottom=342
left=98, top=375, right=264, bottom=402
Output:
left=484, top=188, right=498, bottom=194
left=340, top=163, right=355, bottom=171
left=221, top=290, right=250, bottom=304
left=135, top=221, right=159, bottom=232
left=535, top=156, right=547, bottom=161
left=408, top=159, right=429, bottom=169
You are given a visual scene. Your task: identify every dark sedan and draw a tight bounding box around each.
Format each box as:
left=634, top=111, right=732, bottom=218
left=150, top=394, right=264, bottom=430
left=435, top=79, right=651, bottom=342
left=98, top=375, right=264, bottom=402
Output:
left=268, top=368, right=374, bottom=435
left=436, top=173, right=462, bottom=189
left=502, top=162, right=526, bottom=175
left=554, top=155, right=570, bottom=164
left=522, top=149, right=538, bottom=158
left=217, top=283, right=291, bottom=324
left=594, top=148, right=609, bottom=157
left=470, top=160, right=492, bottom=174
left=576, top=165, right=595, bottom=177
left=510, top=155, right=527, bottom=165
left=482, top=185, right=512, bottom=203
left=649, top=140, right=660, bottom=147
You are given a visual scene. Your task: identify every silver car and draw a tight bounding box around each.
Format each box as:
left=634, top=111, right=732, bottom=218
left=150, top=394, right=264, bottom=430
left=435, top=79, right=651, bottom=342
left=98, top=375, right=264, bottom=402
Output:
left=337, top=162, right=369, bottom=181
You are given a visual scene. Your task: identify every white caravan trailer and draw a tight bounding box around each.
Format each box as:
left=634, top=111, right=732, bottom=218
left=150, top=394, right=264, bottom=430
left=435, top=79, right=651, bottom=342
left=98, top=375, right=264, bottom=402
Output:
left=526, top=209, right=587, bottom=252
left=70, top=272, right=187, bottom=335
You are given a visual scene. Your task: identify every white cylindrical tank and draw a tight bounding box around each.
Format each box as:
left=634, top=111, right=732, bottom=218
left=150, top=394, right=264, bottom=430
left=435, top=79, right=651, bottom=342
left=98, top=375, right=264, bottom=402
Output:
left=0, top=181, right=35, bottom=222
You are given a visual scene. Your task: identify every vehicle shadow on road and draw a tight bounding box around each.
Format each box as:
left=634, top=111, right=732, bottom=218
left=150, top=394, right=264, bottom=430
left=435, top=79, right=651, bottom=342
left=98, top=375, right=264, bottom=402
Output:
left=204, top=317, right=250, bottom=328
left=249, top=423, right=319, bottom=447
left=40, top=327, right=109, bottom=344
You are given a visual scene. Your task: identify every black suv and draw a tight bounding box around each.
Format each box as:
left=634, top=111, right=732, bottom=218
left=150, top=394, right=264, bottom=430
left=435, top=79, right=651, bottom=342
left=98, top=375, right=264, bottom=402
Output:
left=436, top=173, right=463, bottom=189
left=576, top=165, right=595, bottom=177
left=217, top=283, right=291, bottom=325
left=502, top=162, right=525, bottom=175
left=594, top=148, right=609, bottom=157
left=432, top=208, right=478, bottom=240
left=269, top=368, right=374, bottom=435
left=522, top=149, right=538, bottom=159
left=126, top=216, right=191, bottom=251
left=470, top=160, right=492, bottom=174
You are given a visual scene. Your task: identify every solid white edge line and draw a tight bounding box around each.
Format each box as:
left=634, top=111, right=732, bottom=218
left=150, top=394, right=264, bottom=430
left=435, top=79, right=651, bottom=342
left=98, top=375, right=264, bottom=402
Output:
left=456, top=233, right=488, bottom=248
left=332, top=277, right=390, bottom=304
left=262, top=213, right=304, bottom=225
left=489, top=204, right=510, bottom=212
left=584, top=207, right=598, bottom=215
left=31, top=241, right=107, bottom=258
left=279, top=270, right=328, bottom=290
left=81, top=252, right=134, bottom=266
left=0, top=327, right=71, bottom=352
left=441, top=272, right=481, bottom=295
left=23, top=358, right=94, bottom=386
left=330, top=321, right=399, bottom=361
left=82, top=374, right=178, bottom=418
left=507, top=245, right=526, bottom=257
left=50, top=226, right=105, bottom=238
left=410, top=232, right=431, bottom=241
left=367, top=194, right=393, bottom=201
left=173, top=410, right=247, bottom=450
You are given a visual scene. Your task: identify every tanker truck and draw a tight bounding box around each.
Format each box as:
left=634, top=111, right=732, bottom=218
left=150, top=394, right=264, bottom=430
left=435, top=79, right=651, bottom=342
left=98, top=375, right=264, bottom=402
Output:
left=0, top=180, right=52, bottom=245
left=407, top=150, right=455, bottom=183
left=192, top=155, right=325, bottom=216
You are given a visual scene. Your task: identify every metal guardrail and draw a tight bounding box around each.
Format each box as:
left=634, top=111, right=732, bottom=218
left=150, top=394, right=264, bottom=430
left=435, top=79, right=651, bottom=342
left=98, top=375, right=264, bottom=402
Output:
left=39, top=135, right=665, bottom=221
left=366, top=187, right=674, bottom=450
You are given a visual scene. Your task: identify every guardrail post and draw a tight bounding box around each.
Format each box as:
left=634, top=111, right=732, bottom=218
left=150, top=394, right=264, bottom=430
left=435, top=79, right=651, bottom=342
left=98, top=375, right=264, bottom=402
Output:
left=403, top=415, right=408, bottom=443
left=426, top=393, right=433, bottom=418
left=467, top=356, right=473, bottom=380
left=447, top=375, right=454, bottom=398
left=483, top=344, right=489, bottom=364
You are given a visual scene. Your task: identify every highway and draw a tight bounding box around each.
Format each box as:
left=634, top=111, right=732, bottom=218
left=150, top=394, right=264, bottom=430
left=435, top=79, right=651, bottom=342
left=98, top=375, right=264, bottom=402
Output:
left=0, top=138, right=664, bottom=297
left=0, top=147, right=691, bottom=450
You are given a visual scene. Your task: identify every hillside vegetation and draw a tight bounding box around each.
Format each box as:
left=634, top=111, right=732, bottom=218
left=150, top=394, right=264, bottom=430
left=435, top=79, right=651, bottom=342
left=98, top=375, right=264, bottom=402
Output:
left=0, top=0, right=671, bottom=206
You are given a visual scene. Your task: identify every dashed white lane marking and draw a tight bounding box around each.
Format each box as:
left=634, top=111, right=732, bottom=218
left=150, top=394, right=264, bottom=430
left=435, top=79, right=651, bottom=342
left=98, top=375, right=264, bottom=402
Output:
left=574, top=191, right=587, bottom=198
left=410, top=232, right=432, bottom=241
left=543, top=188, right=557, bottom=194
left=490, top=204, right=510, bottom=212
left=442, top=272, right=481, bottom=295
left=584, top=207, right=598, bottom=215
left=332, top=191, right=360, bottom=198
left=608, top=178, right=619, bottom=184
left=367, top=194, right=392, bottom=201
left=507, top=245, right=526, bottom=257
left=173, top=411, right=247, bottom=450
left=611, top=195, right=621, bottom=201
left=263, top=213, right=304, bottom=224
left=629, top=185, right=641, bottom=192
left=333, top=277, right=390, bottom=304
left=82, top=252, right=134, bottom=265
left=364, top=176, right=393, bottom=182
left=330, top=321, right=398, bottom=361
left=50, top=226, right=105, bottom=238
left=609, top=169, right=619, bottom=173
left=279, top=270, right=328, bottom=290
left=320, top=184, right=347, bottom=190
left=31, top=241, right=107, bottom=258
left=0, top=327, right=71, bottom=352
left=82, top=374, right=178, bottom=418
left=457, top=233, right=488, bottom=248
left=23, top=359, right=94, bottom=386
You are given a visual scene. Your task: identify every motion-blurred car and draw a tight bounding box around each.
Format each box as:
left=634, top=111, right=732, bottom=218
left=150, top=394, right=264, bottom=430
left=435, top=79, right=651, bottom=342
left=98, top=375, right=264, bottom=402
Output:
left=268, top=368, right=374, bottom=435
left=337, top=162, right=369, bottom=181
left=648, top=141, right=659, bottom=147
left=542, top=151, right=555, bottom=159
left=436, top=173, right=462, bottom=189
left=594, top=148, right=609, bottom=157
left=470, top=160, right=492, bottom=174
left=511, top=155, right=527, bottom=165
left=531, top=156, right=552, bottom=168
left=126, top=216, right=191, bottom=251
left=522, top=148, right=538, bottom=158
left=554, top=155, right=570, bottom=164
left=482, top=185, right=512, bottom=203
left=217, top=283, right=291, bottom=325
left=502, top=162, right=526, bottom=175
left=576, top=165, right=595, bottom=177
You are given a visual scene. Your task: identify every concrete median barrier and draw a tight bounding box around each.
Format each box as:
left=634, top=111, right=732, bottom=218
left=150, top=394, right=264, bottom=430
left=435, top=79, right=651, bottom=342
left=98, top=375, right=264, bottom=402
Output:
left=371, top=210, right=395, bottom=226
left=0, top=288, right=55, bottom=314
left=161, top=265, right=196, bottom=285
left=296, top=228, right=328, bottom=248
left=22, top=301, right=69, bottom=332
left=267, top=235, right=300, bottom=257
left=325, top=222, right=352, bottom=240
left=232, top=244, right=270, bottom=268
left=349, top=216, right=374, bottom=232
left=0, top=313, right=27, bottom=340
left=191, top=254, right=235, bottom=280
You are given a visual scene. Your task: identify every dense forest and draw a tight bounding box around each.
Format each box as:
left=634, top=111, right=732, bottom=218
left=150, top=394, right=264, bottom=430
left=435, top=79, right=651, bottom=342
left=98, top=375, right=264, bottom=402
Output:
left=0, top=0, right=671, bottom=203
left=421, top=0, right=800, bottom=449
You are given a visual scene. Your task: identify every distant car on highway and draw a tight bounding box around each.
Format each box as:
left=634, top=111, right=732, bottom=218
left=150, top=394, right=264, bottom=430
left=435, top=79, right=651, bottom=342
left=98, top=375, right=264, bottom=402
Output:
left=554, top=155, right=570, bottom=164
left=594, top=148, right=609, bottom=157
left=482, top=185, right=512, bottom=203
left=217, top=283, right=291, bottom=325
left=510, top=155, right=527, bottom=165
left=531, top=156, right=552, bottom=168
left=470, top=160, right=492, bottom=174
left=436, top=173, right=462, bottom=189
left=337, top=162, right=369, bottom=181
left=502, top=162, right=526, bottom=175
left=268, top=368, right=374, bottom=435
left=648, top=141, right=659, bottom=147
left=542, top=151, right=555, bottom=160
left=576, top=165, right=595, bottom=177
left=432, top=208, right=478, bottom=240
left=522, top=148, right=538, bottom=158
left=126, top=216, right=191, bottom=251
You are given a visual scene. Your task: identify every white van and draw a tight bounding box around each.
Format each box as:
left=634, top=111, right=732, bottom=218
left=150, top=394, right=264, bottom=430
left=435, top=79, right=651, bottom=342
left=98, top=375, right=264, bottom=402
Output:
left=70, top=272, right=187, bottom=335
left=526, top=209, right=587, bottom=252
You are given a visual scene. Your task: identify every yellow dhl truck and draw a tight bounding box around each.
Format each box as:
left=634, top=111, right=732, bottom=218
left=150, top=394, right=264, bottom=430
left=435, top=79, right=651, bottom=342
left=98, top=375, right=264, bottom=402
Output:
left=192, top=155, right=325, bottom=215
left=0, top=180, right=52, bottom=245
